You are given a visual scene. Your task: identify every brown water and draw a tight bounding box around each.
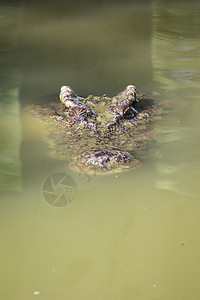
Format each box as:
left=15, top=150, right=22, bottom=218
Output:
left=1, top=1, right=200, bottom=299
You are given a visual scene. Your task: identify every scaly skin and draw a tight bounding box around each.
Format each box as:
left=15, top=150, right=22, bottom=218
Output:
left=59, top=86, right=95, bottom=120
left=111, top=85, right=138, bottom=116
left=59, top=85, right=139, bottom=128
left=28, top=84, right=166, bottom=174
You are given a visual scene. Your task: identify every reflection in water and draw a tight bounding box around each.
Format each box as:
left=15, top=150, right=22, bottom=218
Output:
left=153, top=0, right=200, bottom=90
left=0, top=6, right=22, bottom=192
left=153, top=0, right=200, bottom=202
left=19, top=1, right=152, bottom=104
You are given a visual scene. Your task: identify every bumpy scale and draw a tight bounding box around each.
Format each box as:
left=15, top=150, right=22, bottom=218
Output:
left=59, top=86, right=95, bottom=119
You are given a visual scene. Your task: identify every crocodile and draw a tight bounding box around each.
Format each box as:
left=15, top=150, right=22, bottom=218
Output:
left=28, top=85, right=166, bottom=174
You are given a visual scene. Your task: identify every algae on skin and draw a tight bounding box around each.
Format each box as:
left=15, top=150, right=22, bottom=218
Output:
left=28, top=92, right=166, bottom=174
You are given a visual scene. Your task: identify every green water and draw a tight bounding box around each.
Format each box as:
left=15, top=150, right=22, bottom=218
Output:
left=1, top=1, right=200, bottom=299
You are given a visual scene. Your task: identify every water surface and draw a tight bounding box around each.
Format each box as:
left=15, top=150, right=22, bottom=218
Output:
left=1, top=1, right=200, bottom=299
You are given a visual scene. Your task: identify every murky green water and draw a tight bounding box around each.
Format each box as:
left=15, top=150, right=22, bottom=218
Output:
left=1, top=1, right=200, bottom=299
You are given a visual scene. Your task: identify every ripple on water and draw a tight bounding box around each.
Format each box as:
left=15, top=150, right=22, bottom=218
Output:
left=175, top=46, right=195, bottom=52
left=171, top=69, right=198, bottom=84
left=156, top=127, right=184, bottom=144
left=155, top=160, right=200, bottom=199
